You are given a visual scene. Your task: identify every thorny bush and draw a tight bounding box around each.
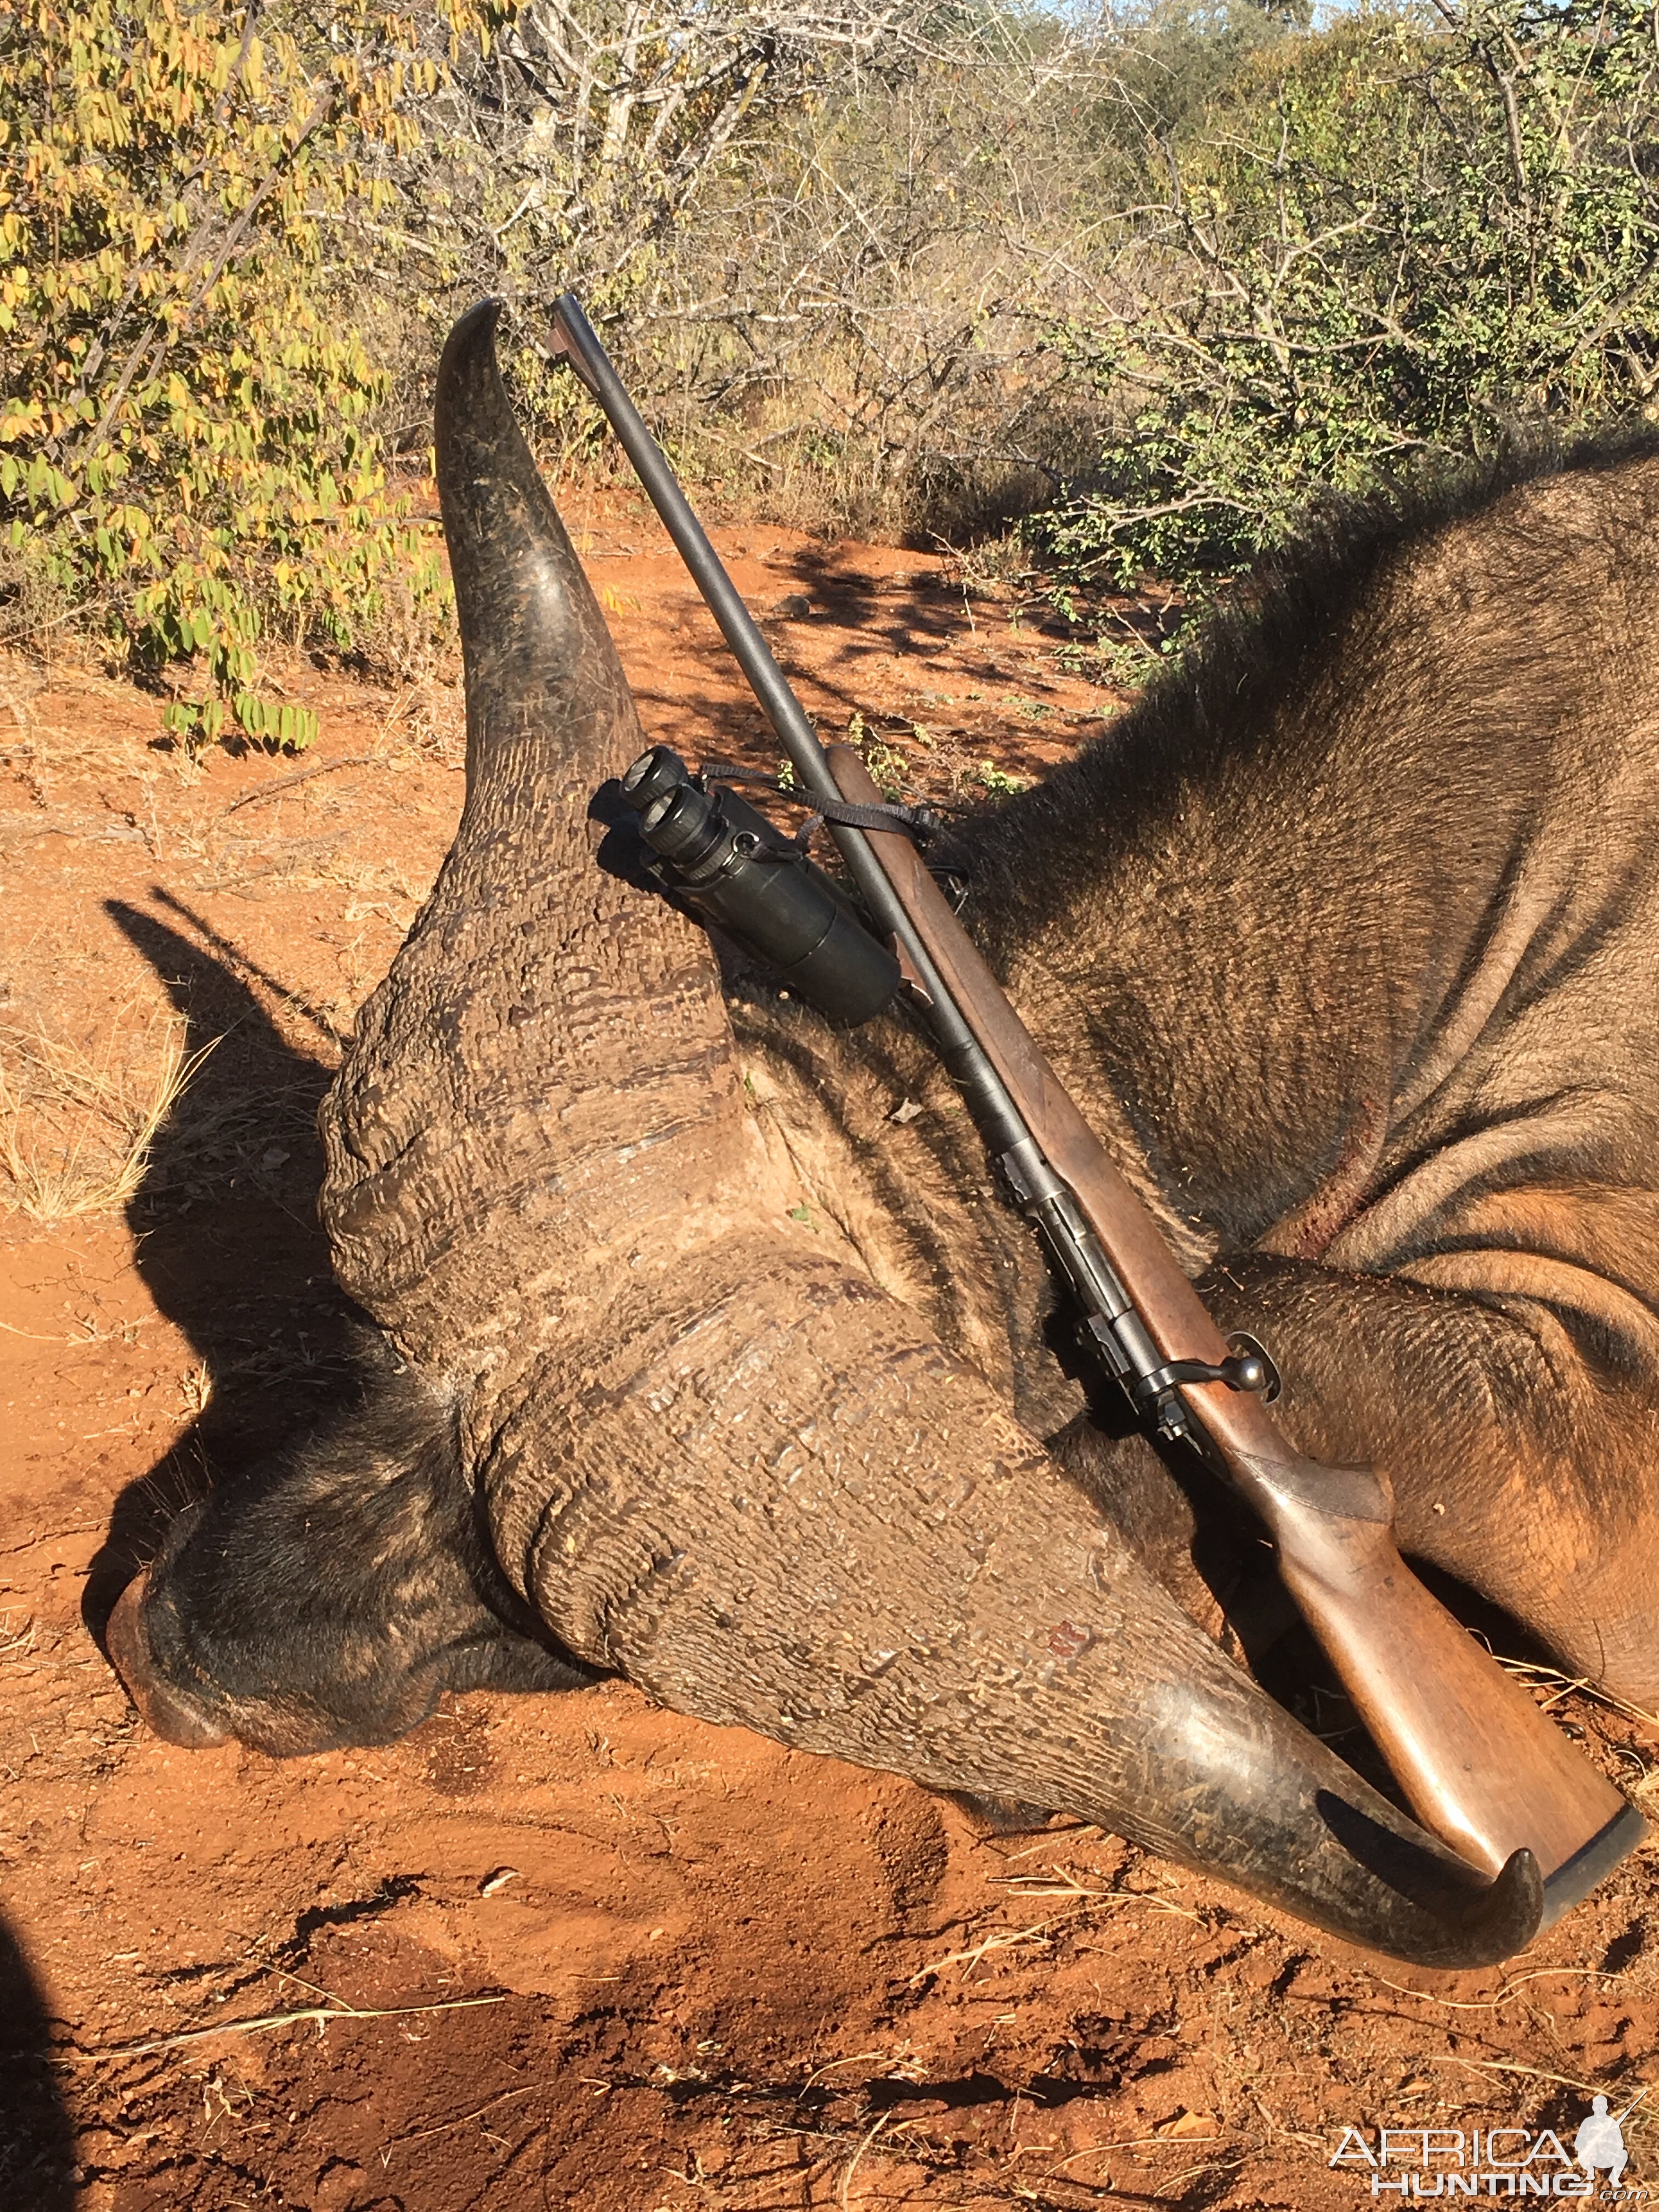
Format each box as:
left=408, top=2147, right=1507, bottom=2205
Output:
left=1034, top=0, right=1659, bottom=608
left=5, top=0, right=1659, bottom=741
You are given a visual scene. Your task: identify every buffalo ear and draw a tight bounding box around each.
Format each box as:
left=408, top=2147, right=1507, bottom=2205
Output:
left=104, top=1353, right=601, bottom=1757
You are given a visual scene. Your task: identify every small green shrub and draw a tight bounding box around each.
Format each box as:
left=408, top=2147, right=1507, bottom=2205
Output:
left=975, top=760, right=1026, bottom=794
left=0, top=0, right=478, bottom=740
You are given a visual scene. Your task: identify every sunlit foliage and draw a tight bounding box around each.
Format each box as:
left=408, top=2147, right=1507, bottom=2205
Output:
left=1036, top=0, right=1659, bottom=597
left=0, top=0, right=477, bottom=744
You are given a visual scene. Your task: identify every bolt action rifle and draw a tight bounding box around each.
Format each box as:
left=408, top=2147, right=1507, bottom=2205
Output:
left=549, top=289, right=1644, bottom=1924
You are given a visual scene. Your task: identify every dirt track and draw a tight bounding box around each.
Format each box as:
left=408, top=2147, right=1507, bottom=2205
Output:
left=5, top=494, right=1659, bottom=2211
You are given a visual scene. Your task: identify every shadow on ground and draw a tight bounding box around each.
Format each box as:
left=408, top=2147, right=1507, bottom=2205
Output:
left=0, top=1914, right=76, bottom=2211
left=82, top=891, right=368, bottom=1640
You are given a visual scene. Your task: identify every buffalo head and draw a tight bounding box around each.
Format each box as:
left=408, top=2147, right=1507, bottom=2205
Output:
left=111, top=301, right=1659, bottom=1970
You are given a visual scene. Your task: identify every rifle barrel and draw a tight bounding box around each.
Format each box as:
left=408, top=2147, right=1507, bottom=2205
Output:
left=551, top=295, right=840, bottom=814
left=550, top=292, right=1026, bottom=1150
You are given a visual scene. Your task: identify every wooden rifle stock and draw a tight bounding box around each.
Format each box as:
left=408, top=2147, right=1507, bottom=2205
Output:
left=825, top=746, right=1641, bottom=1906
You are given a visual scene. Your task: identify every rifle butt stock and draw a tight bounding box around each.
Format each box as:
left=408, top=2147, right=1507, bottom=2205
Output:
left=1247, top=1452, right=1639, bottom=1918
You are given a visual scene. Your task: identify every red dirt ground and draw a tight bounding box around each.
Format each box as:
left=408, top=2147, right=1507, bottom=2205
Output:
left=5, top=490, right=1659, bottom=2211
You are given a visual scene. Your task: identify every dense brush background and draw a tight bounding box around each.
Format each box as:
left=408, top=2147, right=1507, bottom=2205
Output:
left=3, top=0, right=1658, bottom=738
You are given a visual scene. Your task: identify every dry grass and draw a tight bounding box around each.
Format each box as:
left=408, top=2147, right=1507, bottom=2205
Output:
left=0, top=1008, right=216, bottom=1222
left=90, top=1989, right=507, bottom=2061
left=1497, top=1652, right=1659, bottom=1735
left=375, top=672, right=464, bottom=766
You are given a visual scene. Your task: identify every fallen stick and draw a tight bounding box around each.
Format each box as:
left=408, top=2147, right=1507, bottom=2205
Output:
left=88, top=1990, right=506, bottom=2059
left=218, top=753, right=375, bottom=818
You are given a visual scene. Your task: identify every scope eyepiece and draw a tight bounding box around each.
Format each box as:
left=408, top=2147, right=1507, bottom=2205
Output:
left=621, top=744, right=692, bottom=813
left=636, top=781, right=754, bottom=882
left=620, top=747, right=899, bottom=1025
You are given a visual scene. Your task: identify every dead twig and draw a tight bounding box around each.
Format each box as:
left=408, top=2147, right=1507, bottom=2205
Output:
left=910, top=1886, right=1195, bottom=1985
left=1425, top=2055, right=1652, bottom=2099
left=838, top=2113, right=890, bottom=2207
left=217, top=754, right=376, bottom=819
left=1364, top=1964, right=1628, bottom=2012
left=1495, top=1653, right=1659, bottom=1733
left=802, top=2050, right=902, bottom=2090
left=1039, top=2129, right=1232, bottom=2179
left=382, top=2083, right=538, bottom=2156
left=89, top=1991, right=506, bottom=2059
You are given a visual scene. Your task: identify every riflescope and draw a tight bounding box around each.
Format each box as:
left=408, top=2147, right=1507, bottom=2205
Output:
left=620, top=747, right=901, bottom=1025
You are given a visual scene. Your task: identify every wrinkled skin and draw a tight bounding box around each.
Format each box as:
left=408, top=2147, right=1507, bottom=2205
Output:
left=106, top=304, right=1659, bottom=1966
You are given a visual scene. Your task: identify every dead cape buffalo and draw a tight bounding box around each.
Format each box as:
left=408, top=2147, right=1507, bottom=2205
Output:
left=108, top=300, right=1659, bottom=1969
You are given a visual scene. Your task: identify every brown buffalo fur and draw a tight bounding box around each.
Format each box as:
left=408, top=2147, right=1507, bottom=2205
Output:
left=133, top=1341, right=594, bottom=1753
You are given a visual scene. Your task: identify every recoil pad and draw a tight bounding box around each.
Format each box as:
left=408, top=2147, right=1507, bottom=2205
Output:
left=620, top=747, right=901, bottom=1025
